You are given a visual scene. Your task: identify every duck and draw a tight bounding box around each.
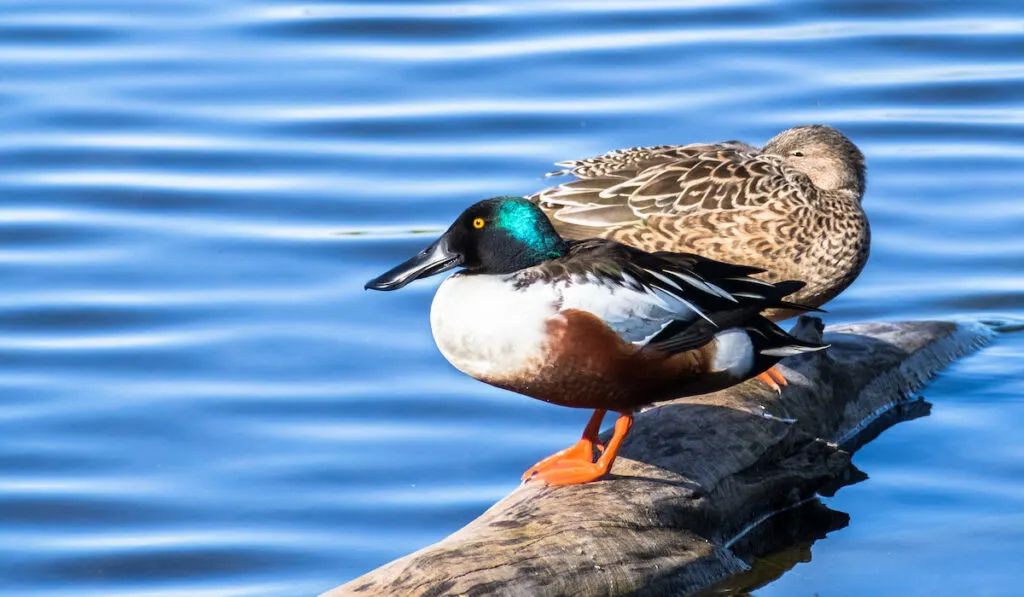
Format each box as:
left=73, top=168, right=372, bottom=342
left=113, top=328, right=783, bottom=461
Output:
left=528, top=125, right=869, bottom=322
left=529, top=125, right=866, bottom=393
left=365, top=196, right=827, bottom=486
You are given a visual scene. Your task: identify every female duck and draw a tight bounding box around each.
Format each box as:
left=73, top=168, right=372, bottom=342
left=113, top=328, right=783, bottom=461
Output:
left=366, top=197, right=826, bottom=486
left=529, top=125, right=869, bottom=321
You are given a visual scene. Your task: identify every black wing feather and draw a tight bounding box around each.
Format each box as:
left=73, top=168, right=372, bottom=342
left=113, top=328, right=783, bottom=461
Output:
left=647, top=307, right=761, bottom=354
left=528, top=239, right=818, bottom=352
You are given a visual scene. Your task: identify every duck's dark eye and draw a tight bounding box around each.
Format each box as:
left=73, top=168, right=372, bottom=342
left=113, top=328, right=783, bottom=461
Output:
left=791, top=151, right=804, bottom=157
left=472, top=217, right=485, bottom=229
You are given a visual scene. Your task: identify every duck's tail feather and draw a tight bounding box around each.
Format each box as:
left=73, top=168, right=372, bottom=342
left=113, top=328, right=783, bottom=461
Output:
left=760, top=343, right=830, bottom=357
left=774, top=300, right=826, bottom=314
left=748, top=318, right=830, bottom=356
left=710, top=277, right=823, bottom=315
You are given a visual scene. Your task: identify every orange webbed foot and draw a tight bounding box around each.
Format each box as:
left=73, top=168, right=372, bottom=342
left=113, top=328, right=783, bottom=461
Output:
left=754, top=366, right=798, bottom=423
left=522, top=409, right=607, bottom=481
left=520, top=438, right=601, bottom=481
left=526, top=413, right=633, bottom=487
left=756, top=366, right=788, bottom=395
left=530, top=460, right=609, bottom=486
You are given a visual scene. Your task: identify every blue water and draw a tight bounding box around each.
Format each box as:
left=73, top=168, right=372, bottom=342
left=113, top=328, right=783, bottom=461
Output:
left=1, top=1, right=1023, bottom=595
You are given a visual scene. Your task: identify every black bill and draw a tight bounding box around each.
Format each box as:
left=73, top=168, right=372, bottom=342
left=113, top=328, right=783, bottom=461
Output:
left=364, top=236, right=463, bottom=291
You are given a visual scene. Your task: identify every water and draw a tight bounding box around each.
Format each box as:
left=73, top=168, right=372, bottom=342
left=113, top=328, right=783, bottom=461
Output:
left=1, top=1, right=1022, bottom=595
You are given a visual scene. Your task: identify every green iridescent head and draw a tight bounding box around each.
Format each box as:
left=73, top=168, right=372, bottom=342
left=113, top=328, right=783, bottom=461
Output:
left=493, top=197, right=567, bottom=259
left=450, top=196, right=569, bottom=275
left=364, top=196, right=570, bottom=289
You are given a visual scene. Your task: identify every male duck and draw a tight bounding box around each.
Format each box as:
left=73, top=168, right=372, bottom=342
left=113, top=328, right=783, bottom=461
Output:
left=529, top=125, right=869, bottom=322
left=366, top=197, right=827, bottom=486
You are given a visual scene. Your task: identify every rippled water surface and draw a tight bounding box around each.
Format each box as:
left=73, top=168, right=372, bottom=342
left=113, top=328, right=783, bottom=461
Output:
left=2, top=1, right=1023, bottom=595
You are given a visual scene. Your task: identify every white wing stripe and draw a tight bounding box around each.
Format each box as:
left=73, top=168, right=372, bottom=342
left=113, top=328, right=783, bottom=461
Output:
left=644, top=269, right=684, bottom=291
left=653, top=289, right=715, bottom=325
left=666, top=270, right=738, bottom=302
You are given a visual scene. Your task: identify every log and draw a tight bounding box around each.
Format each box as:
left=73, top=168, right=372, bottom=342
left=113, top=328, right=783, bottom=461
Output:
left=325, top=318, right=994, bottom=597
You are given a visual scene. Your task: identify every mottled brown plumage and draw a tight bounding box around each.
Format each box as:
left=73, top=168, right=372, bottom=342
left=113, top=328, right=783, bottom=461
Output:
left=529, top=125, right=870, bottom=320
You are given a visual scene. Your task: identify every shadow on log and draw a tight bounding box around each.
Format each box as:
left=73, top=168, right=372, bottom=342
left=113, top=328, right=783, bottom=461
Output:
left=326, top=318, right=995, bottom=597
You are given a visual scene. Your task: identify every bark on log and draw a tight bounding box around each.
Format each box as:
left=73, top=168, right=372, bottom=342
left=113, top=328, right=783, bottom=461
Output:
left=326, top=318, right=994, bottom=597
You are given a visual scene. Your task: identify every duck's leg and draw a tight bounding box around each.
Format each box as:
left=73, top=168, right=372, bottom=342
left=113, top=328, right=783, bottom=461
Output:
left=521, top=409, right=606, bottom=481
left=756, top=366, right=788, bottom=394
left=753, top=366, right=799, bottom=423
left=530, top=412, right=634, bottom=486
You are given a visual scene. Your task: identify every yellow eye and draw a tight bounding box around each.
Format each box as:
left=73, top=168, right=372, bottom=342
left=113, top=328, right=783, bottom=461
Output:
left=472, top=217, right=485, bottom=229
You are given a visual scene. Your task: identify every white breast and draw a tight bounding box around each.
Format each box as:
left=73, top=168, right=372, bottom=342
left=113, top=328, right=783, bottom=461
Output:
left=430, top=271, right=704, bottom=382
left=430, top=274, right=560, bottom=381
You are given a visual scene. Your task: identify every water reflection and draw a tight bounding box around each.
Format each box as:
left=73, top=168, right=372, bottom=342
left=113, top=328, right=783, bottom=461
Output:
left=700, top=499, right=852, bottom=597
left=698, top=396, right=935, bottom=596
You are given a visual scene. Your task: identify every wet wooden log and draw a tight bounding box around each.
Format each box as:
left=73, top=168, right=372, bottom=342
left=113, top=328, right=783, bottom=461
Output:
left=325, top=318, right=994, bottom=597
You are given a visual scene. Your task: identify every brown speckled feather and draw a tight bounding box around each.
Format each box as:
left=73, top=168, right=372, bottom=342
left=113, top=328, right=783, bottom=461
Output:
left=528, top=128, right=870, bottom=320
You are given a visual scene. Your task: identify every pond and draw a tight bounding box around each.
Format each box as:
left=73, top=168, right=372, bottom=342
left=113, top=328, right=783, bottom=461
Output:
left=1, top=1, right=1022, bottom=595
